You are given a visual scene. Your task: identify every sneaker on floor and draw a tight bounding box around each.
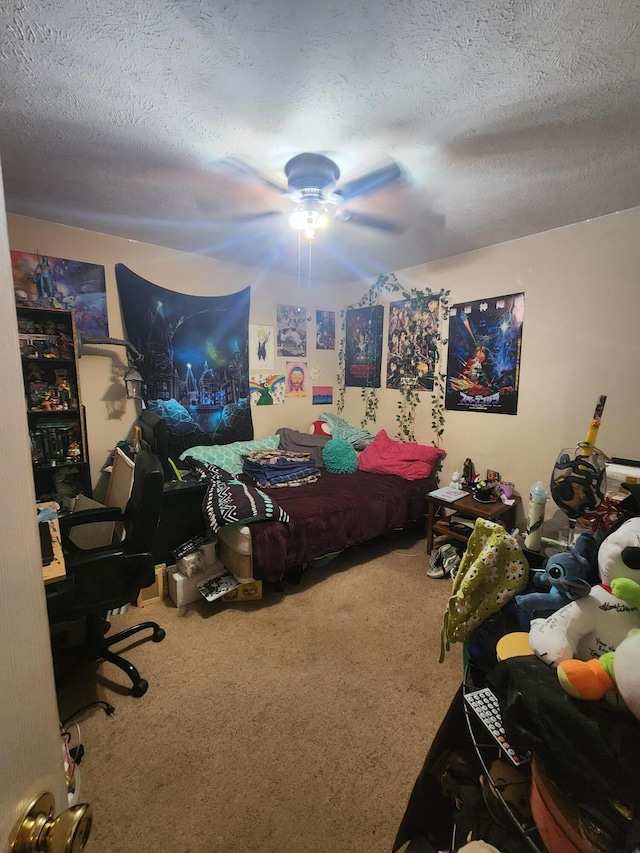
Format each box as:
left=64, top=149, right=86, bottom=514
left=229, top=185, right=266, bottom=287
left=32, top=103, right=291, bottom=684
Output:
left=426, top=545, right=449, bottom=578
left=440, top=543, right=461, bottom=576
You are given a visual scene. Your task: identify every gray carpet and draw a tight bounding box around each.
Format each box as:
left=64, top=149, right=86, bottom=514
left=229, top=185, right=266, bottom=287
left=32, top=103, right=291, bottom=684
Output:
left=54, top=531, right=462, bottom=853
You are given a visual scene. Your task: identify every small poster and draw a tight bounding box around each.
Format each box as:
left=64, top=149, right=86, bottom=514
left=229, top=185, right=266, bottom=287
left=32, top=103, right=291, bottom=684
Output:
left=312, top=386, right=333, bottom=405
left=315, top=310, right=335, bottom=350
left=344, top=305, right=384, bottom=388
left=277, top=304, right=307, bottom=357
left=445, top=292, right=525, bottom=415
left=248, top=324, right=275, bottom=370
left=285, top=361, right=308, bottom=397
left=249, top=373, right=285, bottom=406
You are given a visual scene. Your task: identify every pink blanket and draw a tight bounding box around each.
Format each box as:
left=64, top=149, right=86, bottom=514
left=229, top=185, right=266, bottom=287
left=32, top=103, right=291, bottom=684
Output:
left=357, top=429, right=445, bottom=480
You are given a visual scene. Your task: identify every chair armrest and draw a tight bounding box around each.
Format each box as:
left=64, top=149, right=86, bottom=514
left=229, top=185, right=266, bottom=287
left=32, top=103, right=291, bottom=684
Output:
left=59, top=506, right=123, bottom=535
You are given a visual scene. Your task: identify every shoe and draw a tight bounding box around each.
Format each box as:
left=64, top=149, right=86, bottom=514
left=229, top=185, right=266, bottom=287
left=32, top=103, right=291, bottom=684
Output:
left=441, top=544, right=461, bottom=577
left=427, top=544, right=453, bottom=578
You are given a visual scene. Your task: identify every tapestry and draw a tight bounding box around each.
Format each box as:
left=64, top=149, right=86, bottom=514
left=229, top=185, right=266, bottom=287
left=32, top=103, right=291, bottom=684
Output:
left=11, top=250, right=108, bottom=336
left=445, top=292, right=525, bottom=415
left=115, top=264, right=253, bottom=445
left=344, top=305, right=384, bottom=387
left=386, top=295, right=439, bottom=391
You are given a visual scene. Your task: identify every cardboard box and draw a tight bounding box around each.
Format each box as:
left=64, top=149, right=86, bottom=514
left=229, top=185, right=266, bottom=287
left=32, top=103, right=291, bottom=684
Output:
left=222, top=580, right=262, bottom=602
left=136, top=563, right=167, bottom=607
left=606, top=462, right=640, bottom=496
left=168, top=559, right=224, bottom=607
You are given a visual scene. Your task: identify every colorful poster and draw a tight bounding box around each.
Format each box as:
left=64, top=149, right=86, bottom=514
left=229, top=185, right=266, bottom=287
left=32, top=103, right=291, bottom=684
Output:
left=315, top=310, right=335, bottom=350
left=11, top=250, right=108, bottom=336
left=445, top=292, right=525, bottom=415
left=312, top=386, right=333, bottom=405
left=386, top=295, right=440, bottom=391
left=277, top=304, right=307, bottom=357
left=344, top=305, right=384, bottom=388
left=249, top=373, right=285, bottom=406
left=285, top=361, right=308, bottom=397
left=248, top=324, right=275, bottom=370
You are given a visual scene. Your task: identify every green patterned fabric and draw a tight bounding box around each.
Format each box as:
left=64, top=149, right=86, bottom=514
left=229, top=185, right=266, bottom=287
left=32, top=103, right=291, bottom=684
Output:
left=440, top=518, right=529, bottom=662
left=179, top=435, right=280, bottom=475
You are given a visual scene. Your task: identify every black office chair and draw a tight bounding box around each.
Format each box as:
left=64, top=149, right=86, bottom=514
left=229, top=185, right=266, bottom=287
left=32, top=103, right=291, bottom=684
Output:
left=47, top=449, right=166, bottom=697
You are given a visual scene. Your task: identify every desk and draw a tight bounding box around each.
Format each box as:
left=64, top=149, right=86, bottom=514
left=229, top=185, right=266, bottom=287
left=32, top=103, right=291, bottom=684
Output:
left=38, top=502, right=66, bottom=584
left=426, top=490, right=519, bottom=555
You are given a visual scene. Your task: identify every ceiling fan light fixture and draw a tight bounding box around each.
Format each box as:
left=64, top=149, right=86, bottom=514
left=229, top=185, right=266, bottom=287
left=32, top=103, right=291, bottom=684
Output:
left=289, top=197, right=331, bottom=240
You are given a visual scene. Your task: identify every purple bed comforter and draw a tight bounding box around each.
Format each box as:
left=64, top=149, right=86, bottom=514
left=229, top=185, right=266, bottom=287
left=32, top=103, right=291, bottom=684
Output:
left=241, top=469, right=436, bottom=582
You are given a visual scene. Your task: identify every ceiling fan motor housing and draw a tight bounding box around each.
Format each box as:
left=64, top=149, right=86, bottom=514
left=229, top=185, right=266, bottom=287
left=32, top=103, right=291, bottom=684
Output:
left=285, top=153, right=340, bottom=193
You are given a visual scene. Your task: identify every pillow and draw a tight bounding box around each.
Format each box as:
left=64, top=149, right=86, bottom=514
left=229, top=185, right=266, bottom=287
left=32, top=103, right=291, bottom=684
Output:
left=319, top=412, right=374, bottom=449
left=357, top=429, right=446, bottom=480
left=146, top=399, right=213, bottom=459
left=309, top=419, right=332, bottom=436
left=322, top=438, right=358, bottom=474
left=179, top=435, right=280, bottom=475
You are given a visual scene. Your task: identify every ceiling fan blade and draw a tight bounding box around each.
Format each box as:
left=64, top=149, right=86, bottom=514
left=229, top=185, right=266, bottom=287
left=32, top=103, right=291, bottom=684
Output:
left=339, top=210, right=403, bottom=232
left=223, top=210, right=283, bottom=224
left=219, top=157, right=288, bottom=195
left=335, top=161, right=403, bottom=202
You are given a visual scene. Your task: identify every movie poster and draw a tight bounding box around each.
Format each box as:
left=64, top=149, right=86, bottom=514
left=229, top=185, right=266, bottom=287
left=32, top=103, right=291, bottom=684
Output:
left=386, top=295, right=440, bottom=391
left=445, top=292, right=525, bottom=415
left=344, top=305, right=384, bottom=388
left=315, top=310, right=335, bottom=350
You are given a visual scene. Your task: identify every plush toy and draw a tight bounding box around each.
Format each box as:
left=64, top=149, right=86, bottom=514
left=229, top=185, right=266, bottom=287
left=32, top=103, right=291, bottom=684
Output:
left=529, top=516, right=640, bottom=690
left=515, top=532, right=597, bottom=616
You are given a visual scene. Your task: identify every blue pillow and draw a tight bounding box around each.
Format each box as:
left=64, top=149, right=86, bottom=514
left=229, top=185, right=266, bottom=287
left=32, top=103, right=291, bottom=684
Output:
left=322, top=438, right=358, bottom=474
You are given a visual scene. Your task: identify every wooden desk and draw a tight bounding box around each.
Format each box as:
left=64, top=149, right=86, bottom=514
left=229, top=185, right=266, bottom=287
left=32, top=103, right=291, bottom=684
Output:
left=426, top=490, right=520, bottom=554
left=38, top=502, right=66, bottom=584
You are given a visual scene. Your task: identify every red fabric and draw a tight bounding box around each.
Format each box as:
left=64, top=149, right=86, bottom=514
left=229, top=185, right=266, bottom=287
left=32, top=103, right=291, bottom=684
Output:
left=309, top=420, right=332, bottom=436
left=357, top=429, right=446, bottom=480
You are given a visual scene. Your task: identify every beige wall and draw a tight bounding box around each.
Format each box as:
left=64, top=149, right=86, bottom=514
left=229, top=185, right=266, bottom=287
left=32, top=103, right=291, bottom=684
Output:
left=8, top=215, right=344, bottom=499
left=342, top=207, right=640, bottom=528
left=10, top=208, right=640, bottom=528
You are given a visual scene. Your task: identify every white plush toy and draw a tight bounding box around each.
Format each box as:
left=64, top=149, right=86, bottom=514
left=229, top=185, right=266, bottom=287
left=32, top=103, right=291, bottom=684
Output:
left=529, top=516, right=640, bottom=672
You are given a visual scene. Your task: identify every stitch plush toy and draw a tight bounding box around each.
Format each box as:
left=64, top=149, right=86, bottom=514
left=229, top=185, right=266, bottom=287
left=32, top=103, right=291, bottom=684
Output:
left=528, top=516, right=640, bottom=675
left=515, top=532, right=598, bottom=616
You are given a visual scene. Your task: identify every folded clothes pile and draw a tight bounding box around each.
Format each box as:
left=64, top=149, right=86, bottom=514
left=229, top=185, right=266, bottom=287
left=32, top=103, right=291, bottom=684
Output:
left=242, top=449, right=320, bottom=488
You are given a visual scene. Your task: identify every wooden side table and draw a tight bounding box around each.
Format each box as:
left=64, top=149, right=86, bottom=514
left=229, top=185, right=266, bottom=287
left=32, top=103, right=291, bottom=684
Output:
left=426, top=491, right=520, bottom=554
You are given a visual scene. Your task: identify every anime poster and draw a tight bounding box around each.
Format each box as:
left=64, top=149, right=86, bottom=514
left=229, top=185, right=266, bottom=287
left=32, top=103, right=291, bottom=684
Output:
left=11, top=250, right=108, bottom=336
left=249, top=373, right=285, bottom=406
left=248, top=324, right=275, bottom=370
left=277, top=304, right=307, bottom=357
left=445, top=292, right=525, bottom=415
left=344, top=305, right=384, bottom=388
left=315, top=310, right=335, bottom=350
left=115, top=264, right=253, bottom=444
left=312, top=386, right=333, bottom=405
left=386, top=295, right=440, bottom=391
left=285, top=361, right=308, bottom=397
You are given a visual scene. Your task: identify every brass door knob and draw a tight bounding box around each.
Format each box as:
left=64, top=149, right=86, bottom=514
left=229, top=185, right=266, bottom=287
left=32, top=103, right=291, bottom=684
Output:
left=10, top=792, right=92, bottom=853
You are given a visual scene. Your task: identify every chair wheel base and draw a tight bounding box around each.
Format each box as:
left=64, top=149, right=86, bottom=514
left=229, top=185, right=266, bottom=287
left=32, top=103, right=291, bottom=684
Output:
left=132, top=679, right=148, bottom=697
left=153, top=627, right=166, bottom=642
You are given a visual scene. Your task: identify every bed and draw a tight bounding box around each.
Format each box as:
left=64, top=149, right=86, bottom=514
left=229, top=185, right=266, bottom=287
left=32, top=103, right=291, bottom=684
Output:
left=178, top=425, right=444, bottom=585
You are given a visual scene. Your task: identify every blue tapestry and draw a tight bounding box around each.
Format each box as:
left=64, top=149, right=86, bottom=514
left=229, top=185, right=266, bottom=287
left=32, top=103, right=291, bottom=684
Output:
left=115, top=264, right=253, bottom=446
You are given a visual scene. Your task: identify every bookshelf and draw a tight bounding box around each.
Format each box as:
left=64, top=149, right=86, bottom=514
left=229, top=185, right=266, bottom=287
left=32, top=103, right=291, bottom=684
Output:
left=16, top=305, right=92, bottom=504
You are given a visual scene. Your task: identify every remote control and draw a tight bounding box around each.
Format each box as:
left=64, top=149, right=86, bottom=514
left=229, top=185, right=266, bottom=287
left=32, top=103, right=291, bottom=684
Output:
left=173, top=532, right=211, bottom=560
left=464, top=687, right=531, bottom=766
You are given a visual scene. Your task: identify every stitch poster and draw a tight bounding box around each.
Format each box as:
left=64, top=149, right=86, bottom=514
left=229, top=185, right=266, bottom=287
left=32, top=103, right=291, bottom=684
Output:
left=445, top=292, right=525, bottom=415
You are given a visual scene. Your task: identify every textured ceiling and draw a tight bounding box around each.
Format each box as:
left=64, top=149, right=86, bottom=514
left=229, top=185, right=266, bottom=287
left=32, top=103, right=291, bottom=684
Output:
left=1, top=0, right=640, bottom=285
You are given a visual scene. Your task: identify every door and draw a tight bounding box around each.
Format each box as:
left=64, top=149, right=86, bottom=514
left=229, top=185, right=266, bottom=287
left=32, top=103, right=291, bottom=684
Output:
left=0, top=158, right=69, bottom=844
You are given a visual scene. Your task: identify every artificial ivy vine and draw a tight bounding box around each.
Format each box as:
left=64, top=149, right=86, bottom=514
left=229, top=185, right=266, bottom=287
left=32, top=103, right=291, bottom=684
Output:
left=335, top=272, right=450, bottom=445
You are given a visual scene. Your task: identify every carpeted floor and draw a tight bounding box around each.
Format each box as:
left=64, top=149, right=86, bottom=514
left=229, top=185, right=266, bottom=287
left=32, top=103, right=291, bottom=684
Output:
left=53, top=529, right=462, bottom=853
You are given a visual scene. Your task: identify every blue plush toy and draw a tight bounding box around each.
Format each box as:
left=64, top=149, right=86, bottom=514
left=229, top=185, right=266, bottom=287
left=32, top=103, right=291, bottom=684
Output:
left=515, top=532, right=598, bottom=615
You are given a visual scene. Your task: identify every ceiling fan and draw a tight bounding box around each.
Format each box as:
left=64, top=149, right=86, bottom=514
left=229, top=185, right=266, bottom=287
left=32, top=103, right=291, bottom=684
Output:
left=228, top=152, right=405, bottom=241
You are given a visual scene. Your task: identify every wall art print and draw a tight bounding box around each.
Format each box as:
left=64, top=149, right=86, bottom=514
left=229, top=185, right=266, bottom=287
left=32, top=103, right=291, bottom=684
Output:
left=315, top=310, right=335, bottom=350
left=11, top=250, right=108, bottom=336
left=445, top=292, right=525, bottom=415
left=277, top=304, right=307, bottom=357
left=115, top=264, right=253, bottom=445
left=249, top=373, right=285, bottom=406
left=249, top=324, right=275, bottom=370
left=285, top=361, right=308, bottom=398
left=312, top=386, right=333, bottom=405
left=344, top=305, right=384, bottom=388
left=386, top=295, right=440, bottom=391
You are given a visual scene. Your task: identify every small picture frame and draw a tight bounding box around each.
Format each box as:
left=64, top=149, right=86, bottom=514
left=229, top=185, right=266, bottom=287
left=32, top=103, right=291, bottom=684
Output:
left=486, top=469, right=501, bottom=483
